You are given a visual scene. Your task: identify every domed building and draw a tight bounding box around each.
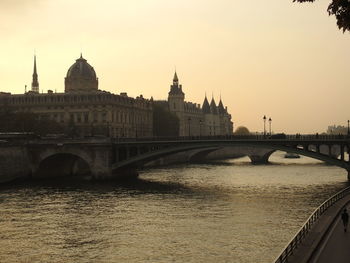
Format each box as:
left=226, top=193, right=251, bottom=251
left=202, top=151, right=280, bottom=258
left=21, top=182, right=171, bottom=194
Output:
left=65, top=54, right=99, bottom=93
left=0, top=55, right=153, bottom=138
left=0, top=54, right=233, bottom=138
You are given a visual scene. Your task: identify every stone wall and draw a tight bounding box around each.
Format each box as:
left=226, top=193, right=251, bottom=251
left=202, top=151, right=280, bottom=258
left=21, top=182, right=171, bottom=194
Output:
left=0, top=145, right=31, bottom=183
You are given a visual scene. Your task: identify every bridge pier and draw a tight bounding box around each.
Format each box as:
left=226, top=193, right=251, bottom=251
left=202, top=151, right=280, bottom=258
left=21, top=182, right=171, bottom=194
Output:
left=248, top=150, right=275, bottom=165
left=249, top=155, right=270, bottom=164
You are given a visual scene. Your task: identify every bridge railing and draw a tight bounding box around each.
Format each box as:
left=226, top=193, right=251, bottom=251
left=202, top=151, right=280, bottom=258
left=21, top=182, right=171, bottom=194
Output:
left=111, top=134, right=349, bottom=143
left=273, top=186, right=350, bottom=263
left=8, top=133, right=349, bottom=144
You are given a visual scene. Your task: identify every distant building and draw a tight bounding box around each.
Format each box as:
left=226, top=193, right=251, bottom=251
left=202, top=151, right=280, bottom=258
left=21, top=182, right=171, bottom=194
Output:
left=0, top=56, right=233, bottom=138
left=155, top=72, right=233, bottom=136
left=327, top=125, right=347, bottom=135
left=0, top=55, right=153, bottom=138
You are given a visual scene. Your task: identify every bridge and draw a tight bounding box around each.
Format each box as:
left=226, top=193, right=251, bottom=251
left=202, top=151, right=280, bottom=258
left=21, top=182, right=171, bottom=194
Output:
left=2, top=134, right=349, bottom=181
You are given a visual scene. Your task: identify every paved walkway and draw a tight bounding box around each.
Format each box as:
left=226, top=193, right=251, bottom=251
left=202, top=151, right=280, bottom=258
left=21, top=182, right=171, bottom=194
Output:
left=287, top=194, right=350, bottom=263
left=310, top=206, right=350, bottom=263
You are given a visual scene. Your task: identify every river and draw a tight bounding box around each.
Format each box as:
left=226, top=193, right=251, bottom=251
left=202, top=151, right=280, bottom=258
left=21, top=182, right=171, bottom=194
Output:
left=0, top=152, right=347, bottom=263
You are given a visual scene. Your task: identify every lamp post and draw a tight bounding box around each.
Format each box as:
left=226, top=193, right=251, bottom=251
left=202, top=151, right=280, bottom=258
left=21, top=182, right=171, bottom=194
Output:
left=188, top=117, right=191, bottom=137
left=348, top=120, right=349, bottom=136
left=268, top=117, right=272, bottom=135
left=263, top=115, right=266, bottom=137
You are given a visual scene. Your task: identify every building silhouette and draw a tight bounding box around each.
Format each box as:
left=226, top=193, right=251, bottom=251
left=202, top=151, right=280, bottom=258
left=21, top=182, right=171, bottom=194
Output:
left=158, top=72, right=233, bottom=136
left=0, top=55, right=233, bottom=137
left=0, top=55, right=153, bottom=138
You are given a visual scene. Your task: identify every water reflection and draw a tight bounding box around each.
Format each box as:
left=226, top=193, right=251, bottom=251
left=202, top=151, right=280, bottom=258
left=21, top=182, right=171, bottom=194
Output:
left=0, top=154, right=348, bottom=263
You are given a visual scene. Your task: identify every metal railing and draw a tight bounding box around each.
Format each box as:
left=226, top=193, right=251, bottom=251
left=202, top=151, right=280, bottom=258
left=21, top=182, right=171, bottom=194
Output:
left=273, top=186, right=350, bottom=263
left=3, top=133, right=348, bottom=145
left=109, top=134, right=350, bottom=143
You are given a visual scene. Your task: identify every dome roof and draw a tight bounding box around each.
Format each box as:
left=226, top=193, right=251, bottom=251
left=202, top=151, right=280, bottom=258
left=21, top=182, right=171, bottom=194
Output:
left=64, top=54, right=98, bottom=93
left=66, top=54, right=96, bottom=79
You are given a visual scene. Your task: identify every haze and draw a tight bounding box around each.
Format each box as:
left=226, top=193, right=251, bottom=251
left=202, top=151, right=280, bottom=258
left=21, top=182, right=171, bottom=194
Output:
left=1, top=0, right=349, bottom=134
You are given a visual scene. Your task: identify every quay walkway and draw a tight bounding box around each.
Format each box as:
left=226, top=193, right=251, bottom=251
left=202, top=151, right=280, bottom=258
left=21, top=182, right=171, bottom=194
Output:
left=273, top=186, right=350, bottom=263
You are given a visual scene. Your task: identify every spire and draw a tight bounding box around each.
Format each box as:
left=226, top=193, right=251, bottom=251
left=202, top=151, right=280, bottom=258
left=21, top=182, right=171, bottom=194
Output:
left=210, top=96, right=218, bottom=115
left=168, top=70, right=184, bottom=96
left=202, top=93, right=210, bottom=114
left=31, top=55, right=39, bottom=93
left=33, top=55, right=37, bottom=74
left=218, top=97, right=225, bottom=114
left=173, top=71, right=179, bottom=84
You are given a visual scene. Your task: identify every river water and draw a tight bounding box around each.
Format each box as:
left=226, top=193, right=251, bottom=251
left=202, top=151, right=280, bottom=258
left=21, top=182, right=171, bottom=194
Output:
left=0, top=152, right=348, bottom=263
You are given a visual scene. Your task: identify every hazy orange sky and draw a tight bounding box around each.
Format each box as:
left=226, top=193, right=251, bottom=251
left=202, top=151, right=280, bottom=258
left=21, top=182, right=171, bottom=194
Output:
left=1, top=0, right=349, bottom=134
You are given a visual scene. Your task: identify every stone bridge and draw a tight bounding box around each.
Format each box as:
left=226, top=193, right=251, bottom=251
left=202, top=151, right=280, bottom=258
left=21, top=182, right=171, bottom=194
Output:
left=10, top=135, right=348, bottom=181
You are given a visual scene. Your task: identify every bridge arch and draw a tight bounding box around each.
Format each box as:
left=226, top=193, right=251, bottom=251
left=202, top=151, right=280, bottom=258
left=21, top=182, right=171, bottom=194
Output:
left=112, top=141, right=350, bottom=172
left=35, top=153, right=92, bottom=178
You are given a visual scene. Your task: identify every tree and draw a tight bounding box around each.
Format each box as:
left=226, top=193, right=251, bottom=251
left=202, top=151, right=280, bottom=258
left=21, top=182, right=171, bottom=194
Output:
left=234, top=126, right=250, bottom=135
left=294, top=0, right=350, bottom=32
left=0, top=110, right=64, bottom=136
left=153, top=104, right=180, bottom=137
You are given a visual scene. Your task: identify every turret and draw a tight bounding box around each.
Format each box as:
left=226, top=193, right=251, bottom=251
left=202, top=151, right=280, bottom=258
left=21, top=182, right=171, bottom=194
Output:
left=218, top=98, right=226, bottom=115
left=202, top=95, right=210, bottom=114
left=210, top=96, right=218, bottom=115
left=168, top=71, right=185, bottom=111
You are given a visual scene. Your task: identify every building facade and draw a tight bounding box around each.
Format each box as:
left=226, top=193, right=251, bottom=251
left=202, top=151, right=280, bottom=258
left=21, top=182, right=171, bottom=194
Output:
left=0, top=55, right=153, bottom=138
left=0, top=56, right=233, bottom=138
left=164, top=72, right=233, bottom=136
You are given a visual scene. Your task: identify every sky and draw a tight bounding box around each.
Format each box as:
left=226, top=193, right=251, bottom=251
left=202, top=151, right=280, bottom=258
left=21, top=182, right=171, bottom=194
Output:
left=1, top=0, right=349, bottom=134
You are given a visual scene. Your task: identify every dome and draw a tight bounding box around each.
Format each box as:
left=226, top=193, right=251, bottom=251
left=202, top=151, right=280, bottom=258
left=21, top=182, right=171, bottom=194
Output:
left=66, top=55, right=96, bottom=79
left=65, top=54, right=98, bottom=93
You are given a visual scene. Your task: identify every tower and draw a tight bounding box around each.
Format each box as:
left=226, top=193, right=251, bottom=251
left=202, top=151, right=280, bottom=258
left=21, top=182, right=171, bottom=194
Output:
left=168, top=71, right=185, bottom=111
left=31, top=55, right=39, bottom=93
left=168, top=71, right=185, bottom=135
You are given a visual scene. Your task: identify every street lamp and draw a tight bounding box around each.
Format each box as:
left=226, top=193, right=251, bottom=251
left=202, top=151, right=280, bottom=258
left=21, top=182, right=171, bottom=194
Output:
left=348, top=120, right=349, bottom=136
left=263, top=115, right=266, bottom=136
left=188, top=117, right=191, bottom=137
left=269, top=117, right=272, bottom=135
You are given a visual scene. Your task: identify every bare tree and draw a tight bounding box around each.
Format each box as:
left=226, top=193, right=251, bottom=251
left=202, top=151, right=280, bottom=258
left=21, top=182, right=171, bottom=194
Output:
left=294, top=0, right=350, bottom=32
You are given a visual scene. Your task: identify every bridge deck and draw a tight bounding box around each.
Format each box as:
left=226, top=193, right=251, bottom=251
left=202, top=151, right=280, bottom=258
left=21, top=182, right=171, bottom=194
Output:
left=286, top=194, right=350, bottom=263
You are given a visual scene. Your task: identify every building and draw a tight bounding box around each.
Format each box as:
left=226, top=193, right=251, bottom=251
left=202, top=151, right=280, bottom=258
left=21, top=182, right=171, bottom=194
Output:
left=0, top=56, right=233, bottom=138
left=0, top=55, right=153, bottom=138
left=157, top=72, right=233, bottom=136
